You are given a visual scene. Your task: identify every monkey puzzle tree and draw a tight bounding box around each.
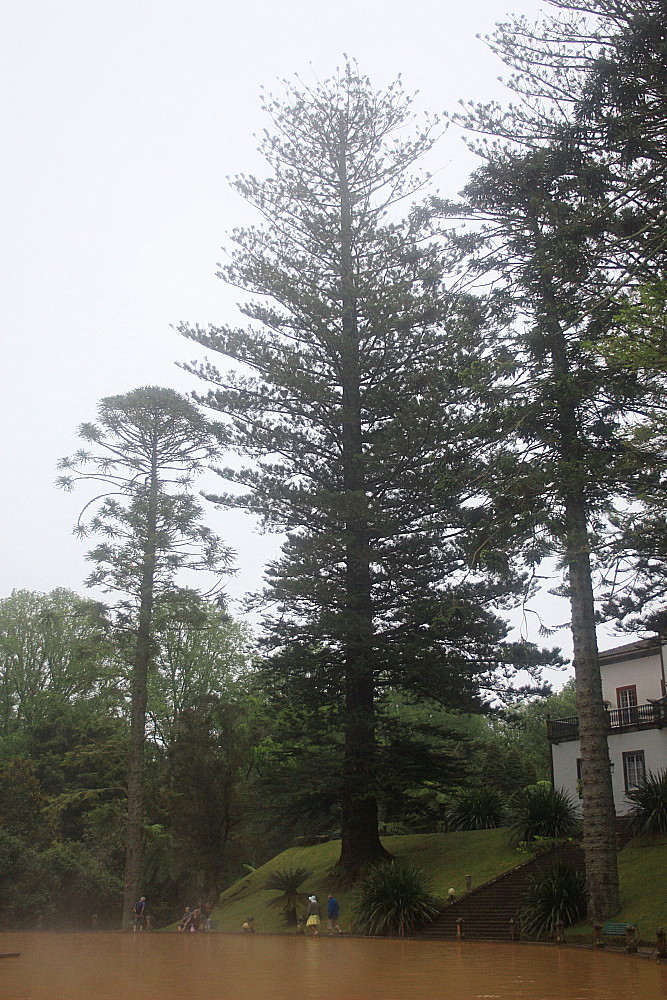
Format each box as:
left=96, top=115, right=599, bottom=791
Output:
left=180, top=67, right=555, bottom=877
left=57, top=386, right=233, bottom=926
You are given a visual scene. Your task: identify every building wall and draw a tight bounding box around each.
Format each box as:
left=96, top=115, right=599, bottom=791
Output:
left=552, top=728, right=667, bottom=817
left=551, top=739, right=582, bottom=812
left=610, top=728, right=667, bottom=815
left=601, top=650, right=664, bottom=706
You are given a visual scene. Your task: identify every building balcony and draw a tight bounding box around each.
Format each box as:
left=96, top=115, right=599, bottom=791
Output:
left=547, top=700, right=667, bottom=743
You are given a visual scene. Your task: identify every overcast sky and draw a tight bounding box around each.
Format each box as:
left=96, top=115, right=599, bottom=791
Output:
left=3, top=0, right=632, bottom=675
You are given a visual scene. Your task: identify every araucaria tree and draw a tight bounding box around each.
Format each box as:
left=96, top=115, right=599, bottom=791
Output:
left=181, top=68, right=552, bottom=877
left=57, top=386, right=233, bottom=926
left=441, top=0, right=667, bottom=920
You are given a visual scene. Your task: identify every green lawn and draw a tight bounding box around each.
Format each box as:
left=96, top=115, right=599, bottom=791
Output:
left=172, top=830, right=667, bottom=940
left=570, top=838, right=667, bottom=943
left=199, top=829, right=522, bottom=935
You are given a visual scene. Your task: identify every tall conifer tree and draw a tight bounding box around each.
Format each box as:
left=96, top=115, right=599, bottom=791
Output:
left=181, top=67, right=553, bottom=876
left=440, top=0, right=667, bottom=919
left=58, top=386, right=233, bottom=925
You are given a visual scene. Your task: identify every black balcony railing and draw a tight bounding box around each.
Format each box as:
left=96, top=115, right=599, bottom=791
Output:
left=547, top=700, right=667, bottom=741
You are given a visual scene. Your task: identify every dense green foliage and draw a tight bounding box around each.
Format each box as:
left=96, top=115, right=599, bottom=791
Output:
left=508, top=782, right=579, bottom=844
left=440, top=0, right=667, bottom=922
left=627, top=769, right=667, bottom=836
left=519, top=862, right=586, bottom=938
left=7, top=0, right=667, bottom=932
left=180, top=63, right=560, bottom=877
left=352, top=861, right=442, bottom=936
left=0, top=588, right=119, bottom=732
left=58, top=387, right=235, bottom=925
left=0, top=588, right=260, bottom=928
left=497, top=681, right=577, bottom=781
left=445, top=787, right=505, bottom=831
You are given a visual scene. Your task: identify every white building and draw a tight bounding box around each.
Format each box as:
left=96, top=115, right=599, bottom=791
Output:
left=548, top=638, right=667, bottom=816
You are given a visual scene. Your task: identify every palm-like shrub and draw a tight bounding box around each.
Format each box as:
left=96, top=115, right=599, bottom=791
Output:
left=264, top=867, right=311, bottom=925
left=627, top=768, right=667, bottom=835
left=519, top=862, right=586, bottom=938
left=353, top=861, right=442, bottom=936
left=508, top=782, right=579, bottom=844
left=445, top=787, right=505, bottom=831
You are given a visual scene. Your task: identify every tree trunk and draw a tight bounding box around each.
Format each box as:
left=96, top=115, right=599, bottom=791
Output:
left=536, top=252, right=620, bottom=920
left=566, top=494, right=620, bottom=921
left=335, top=113, right=390, bottom=877
left=121, top=455, right=159, bottom=929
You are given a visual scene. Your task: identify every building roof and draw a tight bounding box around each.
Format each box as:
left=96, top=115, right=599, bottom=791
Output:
left=598, top=637, right=661, bottom=665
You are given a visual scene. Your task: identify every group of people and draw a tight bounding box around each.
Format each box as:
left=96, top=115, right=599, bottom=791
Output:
left=299, top=894, right=343, bottom=936
left=133, top=892, right=343, bottom=935
left=177, top=901, right=214, bottom=933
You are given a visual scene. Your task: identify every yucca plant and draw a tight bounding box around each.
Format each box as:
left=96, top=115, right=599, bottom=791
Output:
left=264, top=867, right=311, bottom=925
left=445, top=787, right=505, bottom=831
left=353, top=861, right=442, bottom=936
left=508, top=782, right=579, bottom=844
left=519, top=862, right=586, bottom=938
left=627, top=768, right=667, bottom=835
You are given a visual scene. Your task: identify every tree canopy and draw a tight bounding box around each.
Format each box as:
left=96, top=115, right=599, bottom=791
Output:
left=180, top=66, right=560, bottom=875
left=58, top=386, right=234, bottom=924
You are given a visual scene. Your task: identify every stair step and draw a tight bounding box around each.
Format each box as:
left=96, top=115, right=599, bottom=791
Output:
left=418, top=842, right=585, bottom=942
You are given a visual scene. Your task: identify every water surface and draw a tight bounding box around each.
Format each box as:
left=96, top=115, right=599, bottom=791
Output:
left=1, top=933, right=665, bottom=1000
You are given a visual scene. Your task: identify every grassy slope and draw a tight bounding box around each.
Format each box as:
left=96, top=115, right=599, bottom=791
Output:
left=571, top=838, right=667, bottom=941
left=206, top=829, right=521, bottom=934
left=202, top=830, right=667, bottom=938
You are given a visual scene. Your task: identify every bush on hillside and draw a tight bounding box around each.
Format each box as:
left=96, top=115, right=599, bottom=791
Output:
left=352, top=861, right=442, bottom=936
left=519, top=862, right=586, bottom=938
left=508, top=782, right=579, bottom=844
left=0, top=829, right=55, bottom=929
left=264, top=867, right=311, bottom=925
left=627, top=768, right=667, bottom=836
left=445, top=787, right=505, bottom=831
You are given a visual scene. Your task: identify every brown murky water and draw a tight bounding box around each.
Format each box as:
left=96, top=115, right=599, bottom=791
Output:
left=1, top=933, right=665, bottom=1000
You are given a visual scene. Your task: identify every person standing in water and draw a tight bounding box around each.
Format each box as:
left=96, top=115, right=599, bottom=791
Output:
left=305, top=895, right=320, bottom=936
left=132, top=896, right=146, bottom=931
left=326, top=894, right=343, bottom=934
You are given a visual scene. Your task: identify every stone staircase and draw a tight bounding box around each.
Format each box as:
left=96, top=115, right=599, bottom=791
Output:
left=420, top=841, right=585, bottom=941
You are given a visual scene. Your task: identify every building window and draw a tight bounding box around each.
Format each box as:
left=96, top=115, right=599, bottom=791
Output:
left=622, top=750, right=645, bottom=791
left=616, top=685, right=638, bottom=724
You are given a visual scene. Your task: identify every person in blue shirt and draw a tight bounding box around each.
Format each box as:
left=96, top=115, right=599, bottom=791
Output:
left=326, top=894, right=343, bottom=934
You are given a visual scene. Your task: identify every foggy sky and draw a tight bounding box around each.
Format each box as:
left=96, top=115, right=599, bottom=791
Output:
left=3, top=0, right=620, bottom=673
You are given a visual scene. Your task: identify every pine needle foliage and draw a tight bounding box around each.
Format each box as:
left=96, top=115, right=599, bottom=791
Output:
left=180, top=60, right=557, bottom=878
